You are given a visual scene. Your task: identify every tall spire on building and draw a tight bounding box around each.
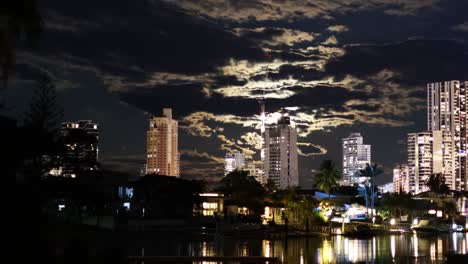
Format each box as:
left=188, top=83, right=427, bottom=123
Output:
left=259, top=95, right=266, bottom=161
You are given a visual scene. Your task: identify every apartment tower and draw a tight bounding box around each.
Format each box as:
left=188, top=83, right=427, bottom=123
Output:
left=146, top=108, right=180, bottom=177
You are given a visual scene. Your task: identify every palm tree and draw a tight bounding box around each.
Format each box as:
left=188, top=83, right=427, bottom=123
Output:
left=359, top=163, right=382, bottom=216
left=314, top=159, right=341, bottom=198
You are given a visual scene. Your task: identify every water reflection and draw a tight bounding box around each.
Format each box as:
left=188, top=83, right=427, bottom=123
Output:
left=413, top=233, right=419, bottom=257
left=131, top=233, right=467, bottom=263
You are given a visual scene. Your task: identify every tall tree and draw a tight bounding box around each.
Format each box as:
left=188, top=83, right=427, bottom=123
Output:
left=426, top=173, right=449, bottom=194
left=314, top=159, right=341, bottom=198
left=22, top=76, right=63, bottom=181
left=359, top=163, right=382, bottom=215
left=218, top=170, right=266, bottom=214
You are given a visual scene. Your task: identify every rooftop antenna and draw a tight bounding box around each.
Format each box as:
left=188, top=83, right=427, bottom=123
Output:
left=258, top=71, right=268, bottom=184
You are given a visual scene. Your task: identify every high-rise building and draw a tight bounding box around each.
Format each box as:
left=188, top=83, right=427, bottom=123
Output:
left=393, top=164, right=409, bottom=193
left=342, top=133, right=371, bottom=185
left=427, top=80, right=467, bottom=190
left=245, top=160, right=265, bottom=184
left=407, top=132, right=433, bottom=194
left=60, top=120, right=99, bottom=177
left=264, top=116, right=298, bottom=189
left=146, top=108, right=180, bottom=177
left=406, top=131, right=454, bottom=194
left=224, top=151, right=245, bottom=174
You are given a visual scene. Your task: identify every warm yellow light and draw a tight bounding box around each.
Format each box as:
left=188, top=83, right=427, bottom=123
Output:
left=390, top=218, right=396, bottom=225
left=436, top=210, right=443, bottom=217
left=428, top=209, right=436, bottom=215
left=265, top=206, right=270, bottom=216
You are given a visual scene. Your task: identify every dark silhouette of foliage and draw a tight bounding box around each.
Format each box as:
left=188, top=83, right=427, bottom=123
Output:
left=380, top=192, right=416, bottom=218
left=21, top=77, right=63, bottom=181
left=23, top=76, right=63, bottom=135
left=359, top=163, right=382, bottom=214
left=218, top=170, right=266, bottom=214
left=314, top=159, right=341, bottom=198
left=426, top=173, right=449, bottom=194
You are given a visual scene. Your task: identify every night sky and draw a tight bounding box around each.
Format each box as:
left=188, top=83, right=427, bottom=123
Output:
left=5, top=0, right=468, bottom=187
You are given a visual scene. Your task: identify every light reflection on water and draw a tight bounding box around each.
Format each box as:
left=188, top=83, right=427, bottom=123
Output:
left=134, top=233, right=468, bottom=263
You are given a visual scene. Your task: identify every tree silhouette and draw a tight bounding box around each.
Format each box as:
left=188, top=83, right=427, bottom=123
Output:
left=426, top=173, right=449, bottom=195
left=218, top=170, right=266, bottom=214
left=359, top=163, right=382, bottom=215
left=21, top=76, right=63, bottom=181
left=314, top=159, right=341, bottom=198
left=381, top=192, right=416, bottom=219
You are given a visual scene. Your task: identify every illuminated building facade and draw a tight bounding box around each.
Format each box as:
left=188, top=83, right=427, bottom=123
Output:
left=407, top=132, right=433, bottom=194
left=60, top=120, right=99, bottom=177
left=393, top=164, right=409, bottom=193
left=406, top=131, right=455, bottom=194
left=427, top=80, right=467, bottom=191
left=224, top=151, right=245, bottom=174
left=197, top=193, right=224, bottom=216
left=245, top=160, right=265, bottom=184
left=263, top=116, right=298, bottom=189
left=342, top=133, right=371, bottom=186
left=146, top=108, right=180, bottom=177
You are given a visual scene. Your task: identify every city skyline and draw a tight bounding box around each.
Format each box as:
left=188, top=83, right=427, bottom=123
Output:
left=395, top=80, right=467, bottom=194
left=7, top=2, right=468, bottom=263
left=4, top=0, right=468, bottom=186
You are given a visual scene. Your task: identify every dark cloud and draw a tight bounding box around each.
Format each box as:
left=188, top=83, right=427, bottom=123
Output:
left=37, top=0, right=269, bottom=80
left=251, top=64, right=325, bottom=82
left=118, top=84, right=261, bottom=117
left=325, top=40, right=468, bottom=85
left=179, top=150, right=224, bottom=181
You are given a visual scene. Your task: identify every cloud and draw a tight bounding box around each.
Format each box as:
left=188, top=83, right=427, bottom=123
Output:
left=234, top=27, right=316, bottom=47
left=180, top=150, right=224, bottom=181
left=323, top=36, right=338, bottom=45
left=100, top=154, right=146, bottom=173
left=180, top=149, right=224, bottom=164
left=297, top=142, right=328, bottom=156
left=180, top=112, right=225, bottom=137
left=452, top=21, right=468, bottom=32
left=327, top=25, right=349, bottom=33
left=162, top=0, right=442, bottom=22
left=44, top=10, right=102, bottom=34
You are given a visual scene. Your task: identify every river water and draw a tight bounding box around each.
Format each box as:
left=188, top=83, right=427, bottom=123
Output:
left=127, top=232, right=468, bottom=263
